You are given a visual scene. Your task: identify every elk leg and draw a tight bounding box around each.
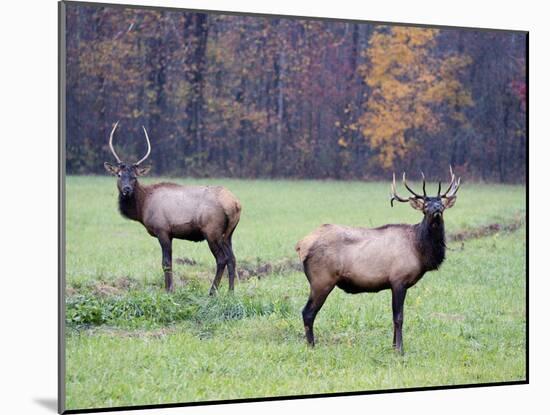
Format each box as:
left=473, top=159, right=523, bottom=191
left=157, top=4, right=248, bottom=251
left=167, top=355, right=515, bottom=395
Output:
left=158, top=236, right=173, bottom=293
left=391, top=285, right=407, bottom=354
left=227, top=228, right=238, bottom=280
left=302, top=284, right=334, bottom=347
left=208, top=240, right=227, bottom=296
left=221, top=240, right=236, bottom=291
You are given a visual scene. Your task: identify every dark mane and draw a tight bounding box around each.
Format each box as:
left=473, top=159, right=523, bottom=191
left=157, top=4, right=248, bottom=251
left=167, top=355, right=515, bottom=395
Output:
left=414, top=217, right=446, bottom=272
left=118, top=183, right=146, bottom=222
left=118, top=193, right=138, bottom=221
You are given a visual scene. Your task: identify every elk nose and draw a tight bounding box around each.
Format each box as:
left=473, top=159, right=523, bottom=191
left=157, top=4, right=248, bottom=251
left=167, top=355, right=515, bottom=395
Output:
left=122, top=185, right=132, bottom=195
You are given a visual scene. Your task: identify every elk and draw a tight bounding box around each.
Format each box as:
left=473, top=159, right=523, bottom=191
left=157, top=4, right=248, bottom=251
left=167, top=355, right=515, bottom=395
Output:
left=295, top=168, right=461, bottom=353
left=103, top=121, right=242, bottom=294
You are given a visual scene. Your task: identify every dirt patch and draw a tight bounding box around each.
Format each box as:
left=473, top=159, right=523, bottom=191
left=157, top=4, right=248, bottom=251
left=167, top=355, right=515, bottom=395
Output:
left=175, top=257, right=198, bottom=266
left=238, top=258, right=303, bottom=280
left=66, top=287, right=77, bottom=296
left=67, top=216, right=525, bottom=294
left=113, top=276, right=137, bottom=290
left=86, top=276, right=140, bottom=297
left=88, top=327, right=177, bottom=338
left=92, top=282, right=124, bottom=297
left=448, top=216, right=525, bottom=242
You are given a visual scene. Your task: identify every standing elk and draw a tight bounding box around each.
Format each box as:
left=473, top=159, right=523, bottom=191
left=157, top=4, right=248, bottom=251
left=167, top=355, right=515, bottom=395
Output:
left=103, top=121, right=242, bottom=294
left=295, top=168, right=461, bottom=353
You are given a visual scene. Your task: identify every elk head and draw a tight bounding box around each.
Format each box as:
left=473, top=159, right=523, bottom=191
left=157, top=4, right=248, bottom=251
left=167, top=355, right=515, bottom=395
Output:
left=104, top=121, right=152, bottom=197
left=390, top=166, right=461, bottom=226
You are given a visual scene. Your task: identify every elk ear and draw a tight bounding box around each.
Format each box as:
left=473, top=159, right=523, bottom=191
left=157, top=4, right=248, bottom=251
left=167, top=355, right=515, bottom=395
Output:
left=409, top=198, right=425, bottom=211
left=104, top=162, right=119, bottom=176
left=135, top=165, right=151, bottom=176
left=443, top=196, right=457, bottom=209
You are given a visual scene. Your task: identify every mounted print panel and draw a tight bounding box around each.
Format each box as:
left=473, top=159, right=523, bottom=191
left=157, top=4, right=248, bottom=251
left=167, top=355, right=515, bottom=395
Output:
left=59, top=1, right=527, bottom=412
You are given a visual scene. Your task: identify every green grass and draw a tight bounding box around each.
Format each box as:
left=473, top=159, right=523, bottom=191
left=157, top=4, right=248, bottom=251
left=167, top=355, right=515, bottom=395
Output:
left=64, top=176, right=526, bottom=410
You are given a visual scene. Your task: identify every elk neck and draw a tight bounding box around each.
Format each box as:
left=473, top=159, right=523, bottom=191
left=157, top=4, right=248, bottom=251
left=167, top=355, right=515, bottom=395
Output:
left=118, top=180, right=146, bottom=223
left=414, top=214, right=446, bottom=272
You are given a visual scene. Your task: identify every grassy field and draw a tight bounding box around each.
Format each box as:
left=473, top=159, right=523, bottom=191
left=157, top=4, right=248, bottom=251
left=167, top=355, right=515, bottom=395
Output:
left=64, top=176, right=526, bottom=410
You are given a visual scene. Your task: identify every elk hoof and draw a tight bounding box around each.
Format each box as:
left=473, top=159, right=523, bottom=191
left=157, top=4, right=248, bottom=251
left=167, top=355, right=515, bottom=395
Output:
left=394, top=346, right=404, bottom=355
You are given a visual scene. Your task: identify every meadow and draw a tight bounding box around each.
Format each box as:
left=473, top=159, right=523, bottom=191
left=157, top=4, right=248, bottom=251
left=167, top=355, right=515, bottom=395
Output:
left=64, top=176, right=526, bottom=410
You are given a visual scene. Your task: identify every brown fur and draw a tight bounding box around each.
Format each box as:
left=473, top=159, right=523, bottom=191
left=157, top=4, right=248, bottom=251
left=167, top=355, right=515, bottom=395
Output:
left=299, top=169, right=460, bottom=351
left=297, top=206, right=453, bottom=352
left=296, top=223, right=422, bottom=294
left=131, top=182, right=241, bottom=242
left=115, top=178, right=241, bottom=293
left=104, top=124, right=242, bottom=294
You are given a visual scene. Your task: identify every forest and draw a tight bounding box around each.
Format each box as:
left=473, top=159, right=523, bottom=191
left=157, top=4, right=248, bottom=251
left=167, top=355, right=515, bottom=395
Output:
left=65, top=4, right=527, bottom=182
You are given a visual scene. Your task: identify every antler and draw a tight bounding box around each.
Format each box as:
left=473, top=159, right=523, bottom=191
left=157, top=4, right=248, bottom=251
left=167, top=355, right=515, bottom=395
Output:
left=108, top=122, right=152, bottom=166
left=402, top=172, right=424, bottom=199
left=440, top=165, right=461, bottom=198
left=135, top=126, right=152, bottom=166
left=108, top=121, right=122, bottom=164
left=390, top=173, right=409, bottom=207
left=420, top=171, right=427, bottom=197
left=390, top=172, right=424, bottom=207
left=391, top=167, right=460, bottom=206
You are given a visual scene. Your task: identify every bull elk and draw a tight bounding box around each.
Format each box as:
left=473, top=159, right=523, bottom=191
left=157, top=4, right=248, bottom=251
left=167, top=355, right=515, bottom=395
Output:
left=103, top=121, right=242, bottom=294
left=295, top=168, right=461, bottom=353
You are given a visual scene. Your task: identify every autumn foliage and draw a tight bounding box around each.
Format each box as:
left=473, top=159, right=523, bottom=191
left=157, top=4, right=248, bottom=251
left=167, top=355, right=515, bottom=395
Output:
left=359, top=27, right=473, bottom=168
left=65, top=4, right=526, bottom=182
